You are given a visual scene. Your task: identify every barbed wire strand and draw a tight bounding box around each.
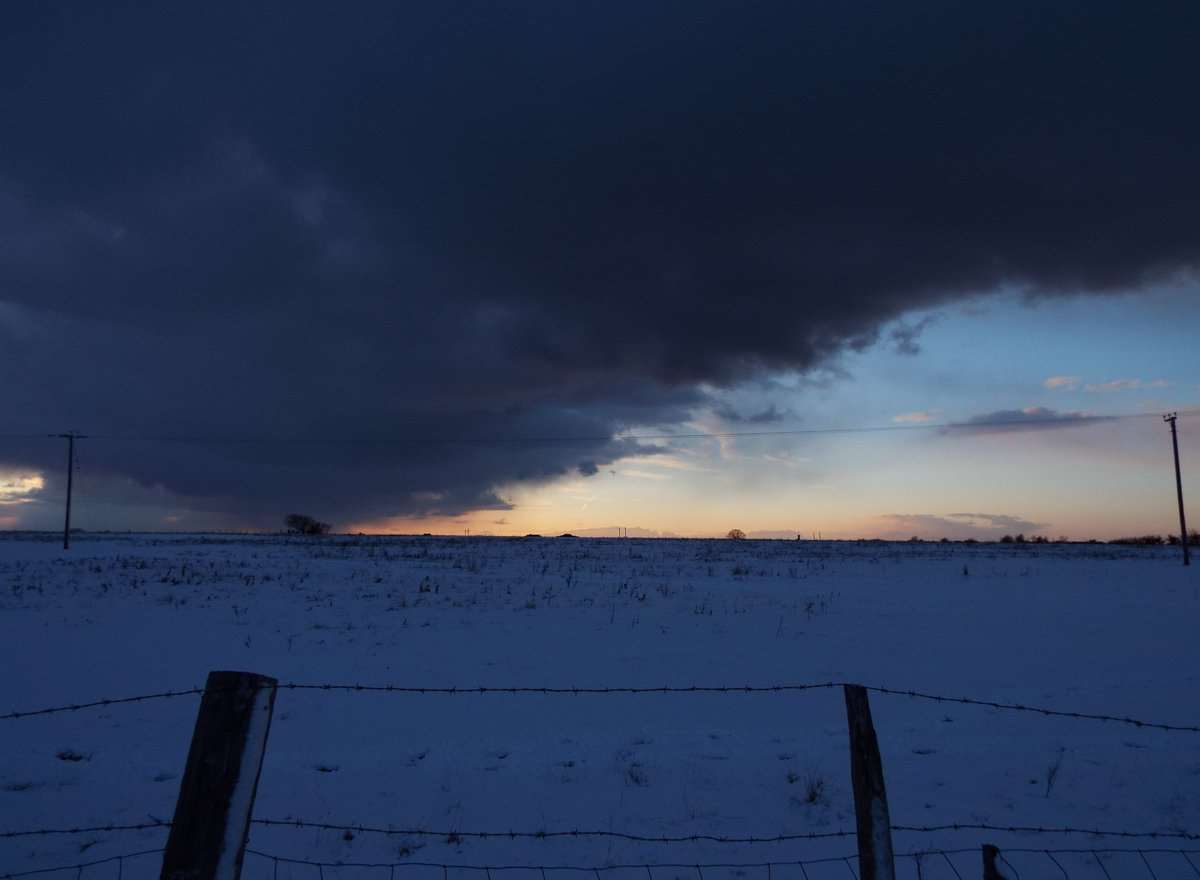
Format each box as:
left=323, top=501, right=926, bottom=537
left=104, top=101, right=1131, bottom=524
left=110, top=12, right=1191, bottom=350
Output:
left=280, top=682, right=1200, bottom=733
left=894, top=825, right=1200, bottom=842
left=8, top=820, right=1200, bottom=844
left=15, top=847, right=1199, bottom=880
left=245, top=819, right=1200, bottom=845
left=1000, top=849, right=1200, bottom=855
left=993, top=848, right=1200, bottom=879
left=860, top=686, right=1200, bottom=734
left=275, top=682, right=1200, bottom=734
left=5, top=680, right=1199, bottom=734
left=0, top=688, right=204, bottom=722
left=277, top=683, right=839, bottom=695
left=243, top=850, right=988, bottom=872
left=0, top=823, right=171, bottom=840
left=246, top=819, right=852, bottom=844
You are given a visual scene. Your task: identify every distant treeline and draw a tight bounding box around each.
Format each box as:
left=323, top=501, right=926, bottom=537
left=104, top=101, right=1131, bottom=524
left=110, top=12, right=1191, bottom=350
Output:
left=903, top=532, right=1198, bottom=546
left=1107, top=531, right=1200, bottom=546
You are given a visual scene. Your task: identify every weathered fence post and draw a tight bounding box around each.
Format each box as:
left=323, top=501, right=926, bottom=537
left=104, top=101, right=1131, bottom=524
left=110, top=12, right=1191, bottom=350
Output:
left=161, top=671, right=278, bottom=880
left=844, top=684, right=896, bottom=880
left=982, top=844, right=1006, bottom=880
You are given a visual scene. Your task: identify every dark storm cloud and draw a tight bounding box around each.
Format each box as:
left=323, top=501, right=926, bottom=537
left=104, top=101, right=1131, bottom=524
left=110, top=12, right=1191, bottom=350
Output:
left=1, top=2, right=1197, bottom=525
left=890, top=318, right=938, bottom=357
left=715, top=404, right=788, bottom=424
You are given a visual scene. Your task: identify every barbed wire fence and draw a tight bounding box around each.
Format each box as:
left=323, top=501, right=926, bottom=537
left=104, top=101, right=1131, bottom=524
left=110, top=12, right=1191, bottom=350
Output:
left=6, top=848, right=1200, bottom=880
left=6, top=681, right=1199, bottom=732
left=4, top=676, right=1200, bottom=880
left=8, top=823, right=1200, bottom=846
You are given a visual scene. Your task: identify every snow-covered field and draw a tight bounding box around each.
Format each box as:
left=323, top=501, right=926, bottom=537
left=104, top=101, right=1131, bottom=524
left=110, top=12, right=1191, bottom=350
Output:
left=2, top=533, right=1198, bottom=880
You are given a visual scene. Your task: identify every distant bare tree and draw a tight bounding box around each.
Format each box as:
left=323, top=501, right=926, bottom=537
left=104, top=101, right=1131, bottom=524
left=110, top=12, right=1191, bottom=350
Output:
left=285, top=513, right=331, bottom=536
left=726, top=528, right=746, bottom=540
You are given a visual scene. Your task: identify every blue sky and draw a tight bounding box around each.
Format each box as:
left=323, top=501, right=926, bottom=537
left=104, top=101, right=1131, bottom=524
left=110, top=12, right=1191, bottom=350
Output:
left=337, top=286, right=1198, bottom=540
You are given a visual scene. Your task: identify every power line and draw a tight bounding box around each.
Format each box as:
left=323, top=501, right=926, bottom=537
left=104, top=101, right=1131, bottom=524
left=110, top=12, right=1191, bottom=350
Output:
left=0, top=410, right=1192, bottom=449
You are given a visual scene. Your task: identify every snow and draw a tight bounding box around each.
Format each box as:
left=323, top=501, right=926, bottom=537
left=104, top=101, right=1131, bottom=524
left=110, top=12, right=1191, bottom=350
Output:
left=1, top=533, right=1198, bottom=880
left=216, top=682, right=275, bottom=880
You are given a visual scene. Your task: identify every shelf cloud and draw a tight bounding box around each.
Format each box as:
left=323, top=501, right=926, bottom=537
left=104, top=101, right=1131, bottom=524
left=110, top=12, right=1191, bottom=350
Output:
left=1, top=3, right=1197, bottom=524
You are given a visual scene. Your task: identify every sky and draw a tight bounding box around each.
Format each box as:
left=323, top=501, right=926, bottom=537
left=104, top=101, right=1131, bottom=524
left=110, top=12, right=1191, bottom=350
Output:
left=1, top=2, right=1198, bottom=540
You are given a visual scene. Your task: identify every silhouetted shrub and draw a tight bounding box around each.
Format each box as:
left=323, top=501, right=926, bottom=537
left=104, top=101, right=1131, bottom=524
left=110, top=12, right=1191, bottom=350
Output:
left=1110, top=535, right=1165, bottom=546
left=285, top=513, right=331, bottom=536
left=727, top=528, right=746, bottom=540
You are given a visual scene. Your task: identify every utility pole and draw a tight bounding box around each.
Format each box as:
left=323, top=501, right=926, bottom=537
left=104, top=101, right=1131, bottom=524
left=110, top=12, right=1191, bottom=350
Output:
left=52, top=432, right=86, bottom=550
left=1164, top=414, right=1190, bottom=566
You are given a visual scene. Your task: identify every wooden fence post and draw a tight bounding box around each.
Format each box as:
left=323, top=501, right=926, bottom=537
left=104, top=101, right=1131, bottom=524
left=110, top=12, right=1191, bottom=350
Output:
left=844, top=684, right=896, bottom=880
left=982, top=844, right=1006, bottom=880
left=161, top=671, right=278, bottom=880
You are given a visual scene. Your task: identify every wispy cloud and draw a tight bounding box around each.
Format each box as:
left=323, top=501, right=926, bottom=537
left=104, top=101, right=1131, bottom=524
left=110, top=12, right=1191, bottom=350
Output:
left=569, top=526, right=680, bottom=538
left=1084, top=378, right=1169, bottom=393
left=760, top=450, right=810, bottom=468
left=949, top=406, right=1109, bottom=434
left=616, top=453, right=717, bottom=474
left=1043, top=375, right=1081, bottom=391
left=889, top=315, right=938, bottom=356
left=714, top=403, right=788, bottom=424
left=877, top=512, right=1048, bottom=540
left=619, top=469, right=671, bottom=481
left=893, top=410, right=939, bottom=424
